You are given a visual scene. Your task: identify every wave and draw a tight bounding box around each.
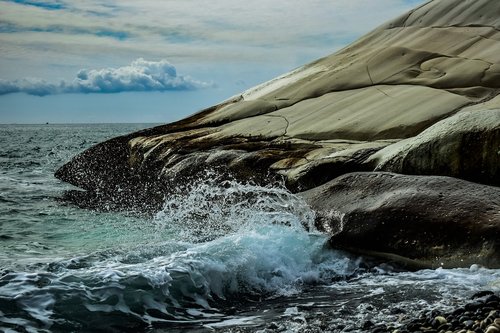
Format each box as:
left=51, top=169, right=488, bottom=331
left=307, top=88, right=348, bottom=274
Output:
left=0, top=178, right=360, bottom=332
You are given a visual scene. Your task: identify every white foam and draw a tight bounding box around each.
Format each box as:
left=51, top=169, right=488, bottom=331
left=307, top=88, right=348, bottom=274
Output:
left=204, top=315, right=262, bottom=328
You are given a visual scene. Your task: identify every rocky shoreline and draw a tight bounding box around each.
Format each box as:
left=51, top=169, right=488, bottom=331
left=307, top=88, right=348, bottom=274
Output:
left=55, top=0, right=500, bottom=269
left=211, top=291, right=500, bottom=333
left=393, top=291, right=500, bottom=333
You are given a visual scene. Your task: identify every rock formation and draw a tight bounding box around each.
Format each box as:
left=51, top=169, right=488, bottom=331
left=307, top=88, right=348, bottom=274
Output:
left=300, top=172, right=500, bottom=269
left=56, top=0, right=500, bottom=268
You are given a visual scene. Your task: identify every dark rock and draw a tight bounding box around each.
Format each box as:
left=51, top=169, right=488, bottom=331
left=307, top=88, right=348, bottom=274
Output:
left=371, top=325, right=387, bottom=333
left=407, top=322, right=422, bottom=331
left=485, top=295, right=500, bottom=303
left=391, top=307, right=406, bottom=315
left=464, top=320, right=475, bottom=329
left=472, top=291, right=494, bottom=299
left=267, top=322, right=279, bottom=330
left=362, top=320, right=375, bottom=329
left=452, top=308, right=466, bottom=316
left=300, top=172, right=500, bottom=268
left=450, top=319, right=460, bottom=329
left=465, top=302, right=484, bottom=311
left=483, top=307, right=496, bottom=314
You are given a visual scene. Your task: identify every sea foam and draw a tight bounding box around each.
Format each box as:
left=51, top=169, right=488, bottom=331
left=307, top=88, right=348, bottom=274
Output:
left=0, top=178, right=359, bottom=331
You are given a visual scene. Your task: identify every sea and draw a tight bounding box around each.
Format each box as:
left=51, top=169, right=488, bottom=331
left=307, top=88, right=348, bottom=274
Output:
left=0, top=123, right=499, bottom=333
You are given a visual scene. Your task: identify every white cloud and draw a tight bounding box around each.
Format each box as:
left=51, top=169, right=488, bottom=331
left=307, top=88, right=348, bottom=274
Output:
left=0, top=58, right=213, bottom=96
left=0, top=0, right=428, bottom=74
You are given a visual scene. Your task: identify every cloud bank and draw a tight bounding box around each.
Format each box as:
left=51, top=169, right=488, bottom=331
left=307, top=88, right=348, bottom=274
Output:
left=0, top=58, right=213, bottom=96
left=0, top=0, right=428, bottom=72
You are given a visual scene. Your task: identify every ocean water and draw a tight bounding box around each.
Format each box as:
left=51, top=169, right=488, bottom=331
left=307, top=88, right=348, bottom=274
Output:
left=0, top=123, right=499, bottom=333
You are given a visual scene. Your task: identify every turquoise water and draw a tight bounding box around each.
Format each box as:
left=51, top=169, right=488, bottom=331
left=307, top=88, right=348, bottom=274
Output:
left=0, top=124, right=498, bottom=332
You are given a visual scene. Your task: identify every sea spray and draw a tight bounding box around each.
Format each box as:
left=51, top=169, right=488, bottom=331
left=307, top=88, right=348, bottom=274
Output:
left=0, top=176, right=360, bottom=332
left=153, top=175, right=317, bottom=242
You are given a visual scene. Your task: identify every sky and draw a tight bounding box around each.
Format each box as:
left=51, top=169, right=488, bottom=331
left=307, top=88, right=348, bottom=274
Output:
left=0, top=0, right=427, bottom=124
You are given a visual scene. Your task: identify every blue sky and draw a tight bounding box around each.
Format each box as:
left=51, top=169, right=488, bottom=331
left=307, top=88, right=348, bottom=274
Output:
left=0, top=0, right=427, bottom=124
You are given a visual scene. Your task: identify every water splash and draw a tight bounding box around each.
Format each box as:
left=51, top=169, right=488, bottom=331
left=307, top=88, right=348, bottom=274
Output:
left=153, top=175, right=317, bottom=242
left=0, top=177, right=358, bottom=332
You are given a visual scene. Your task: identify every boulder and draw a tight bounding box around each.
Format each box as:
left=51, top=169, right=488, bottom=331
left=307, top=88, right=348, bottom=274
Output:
left=369, top=108, right=500, bottom=186
left=300, top=172, right=500, bottom=268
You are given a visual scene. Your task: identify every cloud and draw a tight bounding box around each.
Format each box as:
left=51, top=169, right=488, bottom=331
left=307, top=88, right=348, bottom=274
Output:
left=0, top=58, right=214, bottom=96
left=0, top=0, right=429, bottom=65
left=6, top=0, right=65, bottom=10
left=0, top=0, right=429, bottom=98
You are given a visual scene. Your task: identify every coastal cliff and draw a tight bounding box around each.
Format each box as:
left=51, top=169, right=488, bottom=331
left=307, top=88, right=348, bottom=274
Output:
left=56, top=0, right=500, bottom=268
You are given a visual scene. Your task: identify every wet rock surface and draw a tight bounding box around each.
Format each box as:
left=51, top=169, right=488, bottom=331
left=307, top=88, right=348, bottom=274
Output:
left=210, top=291, right=500, bottom=333
left=300, top=172, right=500, bottom=268
left=391, top=291, right=500, bottom=333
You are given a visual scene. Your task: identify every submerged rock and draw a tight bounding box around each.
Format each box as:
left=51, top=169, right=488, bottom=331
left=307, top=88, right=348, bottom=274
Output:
left=300, top=172, right=500, bottom=268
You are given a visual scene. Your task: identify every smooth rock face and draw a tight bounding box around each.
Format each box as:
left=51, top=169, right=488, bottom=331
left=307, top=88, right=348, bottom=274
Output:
left=301, top=172, right=500, bottom=268
left=369, top=108, right=500, bottom=186
left=56, top=0, right=500, bottom=196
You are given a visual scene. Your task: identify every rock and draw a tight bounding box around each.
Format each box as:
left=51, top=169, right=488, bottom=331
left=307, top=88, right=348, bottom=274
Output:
left=396, top=292, right=500, bottom=333
left=486, top=326, right=500, bottom=333
left=54, top=0, right=500, bottom=269
left=465, top=301, right=484, bottom=312
left=369, top=108, right=500, bottom=186
left=283, top=140, right=393, bottom=191
left=473, top=291, right=495, bottom=299
left=432, top=316, right=447, bottom=327
left=371, top=326, right=387, bottom=333
left=363, top=320, right=375, bottom=329
left=299, top=172, right=500, bottom=268
left=463, top=320, right=475, bottom=329
left=487, top=295, right=500, bottom=304
left=56, top=0, right=500, bottom=205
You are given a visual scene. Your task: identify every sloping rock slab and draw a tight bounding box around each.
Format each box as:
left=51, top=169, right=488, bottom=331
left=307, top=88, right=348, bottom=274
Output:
left=55, top=0, right=500, bottom=204
left=300, top=172, right=500, bottom=269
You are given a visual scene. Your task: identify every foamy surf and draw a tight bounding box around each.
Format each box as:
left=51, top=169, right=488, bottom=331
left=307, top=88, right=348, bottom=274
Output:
left=0, top=178, right=361, bottom=332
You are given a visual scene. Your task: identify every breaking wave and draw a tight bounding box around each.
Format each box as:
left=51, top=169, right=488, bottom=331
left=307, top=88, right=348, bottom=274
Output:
left=0, top=178, right=360, bottom=332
